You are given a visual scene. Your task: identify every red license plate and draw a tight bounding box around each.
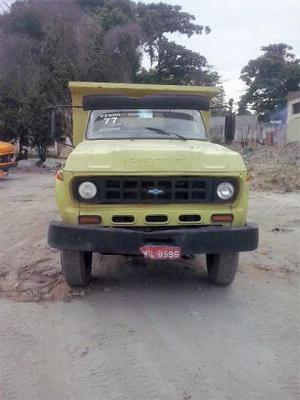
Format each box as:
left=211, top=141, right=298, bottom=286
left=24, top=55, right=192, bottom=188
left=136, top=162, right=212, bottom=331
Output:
left=140, top=245, right=181, bottom=260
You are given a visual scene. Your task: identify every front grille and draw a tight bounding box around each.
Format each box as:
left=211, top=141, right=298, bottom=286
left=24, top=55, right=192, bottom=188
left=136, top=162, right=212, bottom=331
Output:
left=73, top=176, right=237, bottom=204
left=0, top=153, right=13, bottom=163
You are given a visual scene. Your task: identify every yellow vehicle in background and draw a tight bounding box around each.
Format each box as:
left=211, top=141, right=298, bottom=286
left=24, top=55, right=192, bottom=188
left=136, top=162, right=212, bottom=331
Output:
left=0, top=140, right=17, bottom=174
left=48, top=82, right=258, bottom=287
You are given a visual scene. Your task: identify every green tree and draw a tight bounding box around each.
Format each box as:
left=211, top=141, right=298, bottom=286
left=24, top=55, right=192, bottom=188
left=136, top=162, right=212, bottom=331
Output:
left=80, top=0, right=210, bottom=82
left=152, top=38, right=210, bottom=84
left=0, top=95, right=52, bottom=162
left=136, top=1, right=210, bottom=63
left=0, top=0, right=220, bottom=161
left=0, top=98, right=24, bottom=142
left=77, top=0, right=105, bottom=12
left=0, top=0, right=95, bottom=160
left=26, top=95, right=52, bottom=163
left=135, top=39, right=223, bottom=100
left=210, top=84, right=227, bottom=116
left=238, top=43, right=300, bottom=121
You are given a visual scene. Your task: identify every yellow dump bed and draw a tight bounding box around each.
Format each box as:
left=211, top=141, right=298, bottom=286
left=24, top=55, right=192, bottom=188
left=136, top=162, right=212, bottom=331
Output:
left=69, top=82, right=218, bottom=145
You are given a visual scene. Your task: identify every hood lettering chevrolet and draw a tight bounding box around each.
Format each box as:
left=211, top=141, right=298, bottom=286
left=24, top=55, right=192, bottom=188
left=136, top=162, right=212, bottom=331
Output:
left=125, top=158, right=186, bottom=167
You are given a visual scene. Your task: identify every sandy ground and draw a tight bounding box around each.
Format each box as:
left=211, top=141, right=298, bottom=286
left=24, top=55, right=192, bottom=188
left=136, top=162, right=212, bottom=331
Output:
left=232, top=142, right=300, bottom=192
left=0, top=171, right=299, bottom=399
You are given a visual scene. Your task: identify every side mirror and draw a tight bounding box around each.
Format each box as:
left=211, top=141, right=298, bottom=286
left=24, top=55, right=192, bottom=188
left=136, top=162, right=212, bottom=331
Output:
left=51, top=110, right=64, bottom=141
left=224, top=115, right=236, bottom=143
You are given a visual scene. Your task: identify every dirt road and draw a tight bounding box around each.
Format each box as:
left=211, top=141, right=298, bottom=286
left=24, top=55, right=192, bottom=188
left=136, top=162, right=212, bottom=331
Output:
left=0, top=172, right=299, bottom=400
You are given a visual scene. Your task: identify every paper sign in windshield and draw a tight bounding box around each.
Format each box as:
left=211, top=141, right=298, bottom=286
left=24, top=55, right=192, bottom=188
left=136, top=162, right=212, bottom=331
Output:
left=138, top=110, right=153, bottom=119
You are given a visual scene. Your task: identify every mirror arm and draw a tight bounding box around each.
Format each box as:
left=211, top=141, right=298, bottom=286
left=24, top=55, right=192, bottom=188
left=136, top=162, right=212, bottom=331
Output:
left=62, top=143, right=75, bottom=149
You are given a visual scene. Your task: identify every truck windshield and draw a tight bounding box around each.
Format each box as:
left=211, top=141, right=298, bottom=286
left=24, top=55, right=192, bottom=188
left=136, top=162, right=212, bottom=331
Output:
left=86, top=109, right=207, bottom=140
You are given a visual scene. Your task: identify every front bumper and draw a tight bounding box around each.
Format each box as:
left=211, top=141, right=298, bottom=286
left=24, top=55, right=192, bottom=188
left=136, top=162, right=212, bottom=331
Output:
left=48, top=222, right=258, bottom=255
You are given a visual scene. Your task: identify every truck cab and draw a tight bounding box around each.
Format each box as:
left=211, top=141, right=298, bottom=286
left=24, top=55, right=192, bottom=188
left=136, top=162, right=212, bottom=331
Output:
left=0, top=140, right=17, bottom=174
left=48, top=82, right=258, bottom=287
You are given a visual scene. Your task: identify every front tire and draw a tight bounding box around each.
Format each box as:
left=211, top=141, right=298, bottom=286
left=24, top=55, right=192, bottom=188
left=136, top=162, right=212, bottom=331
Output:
left=206, top=252, right=239, bottom=285
left=61, top=250, right=92, bottom=287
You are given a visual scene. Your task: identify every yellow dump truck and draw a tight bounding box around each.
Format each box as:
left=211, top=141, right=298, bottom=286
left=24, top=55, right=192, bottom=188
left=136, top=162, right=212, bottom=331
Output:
left=0, top=140, right=17, bottom=173
left=48, top=82, right=258, bottom=287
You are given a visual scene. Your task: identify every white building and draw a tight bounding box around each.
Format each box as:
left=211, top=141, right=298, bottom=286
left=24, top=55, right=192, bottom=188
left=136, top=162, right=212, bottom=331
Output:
left=287, top=91, right=300, bottom=142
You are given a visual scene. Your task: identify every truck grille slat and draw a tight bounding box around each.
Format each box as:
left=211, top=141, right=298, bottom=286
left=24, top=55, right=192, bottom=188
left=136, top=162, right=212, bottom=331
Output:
left=104, top=177, right=212, bottom=204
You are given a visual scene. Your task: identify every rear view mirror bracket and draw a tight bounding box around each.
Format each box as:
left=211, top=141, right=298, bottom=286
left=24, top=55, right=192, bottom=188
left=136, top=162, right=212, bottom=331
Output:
left=224, top=114, right=236, bottom=144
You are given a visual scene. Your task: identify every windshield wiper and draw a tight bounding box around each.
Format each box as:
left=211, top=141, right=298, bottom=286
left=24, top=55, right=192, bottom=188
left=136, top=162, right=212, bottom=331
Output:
left=145, top=127, right=186, bottom=140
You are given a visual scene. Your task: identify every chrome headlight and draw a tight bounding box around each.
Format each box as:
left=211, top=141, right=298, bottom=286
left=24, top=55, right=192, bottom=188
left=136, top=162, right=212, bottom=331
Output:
left=78, top=181, right=97, bottom=200
left=216, top=182, right=235, bottom=200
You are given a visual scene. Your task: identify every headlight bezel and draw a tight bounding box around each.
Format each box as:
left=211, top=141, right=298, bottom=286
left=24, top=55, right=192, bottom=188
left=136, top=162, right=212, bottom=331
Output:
left=216, top=182, right=235, bottom=201
left=78, top=181, right=98, bottom=200
left=213, top=178, right=238, bottom=203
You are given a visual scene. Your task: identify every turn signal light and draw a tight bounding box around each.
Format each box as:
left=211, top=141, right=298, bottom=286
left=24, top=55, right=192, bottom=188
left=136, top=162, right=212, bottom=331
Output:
left=55, top=169, right=63, bottom=181
left=211, top=214, right=234, bottom=223
left=78, top=215, right=101, bottom=225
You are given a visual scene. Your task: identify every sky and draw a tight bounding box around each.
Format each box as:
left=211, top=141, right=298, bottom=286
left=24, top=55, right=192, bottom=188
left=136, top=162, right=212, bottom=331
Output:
left=1, top=0, right=299, bottom=104
left=143, top=0, right=300, bottom=103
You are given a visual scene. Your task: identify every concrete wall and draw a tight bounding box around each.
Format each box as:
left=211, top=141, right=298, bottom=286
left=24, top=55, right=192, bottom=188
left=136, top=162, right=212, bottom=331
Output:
left=287, top=92, right=300, bottom=142
left=210, top=115, right=258, bottom=143
left=210, top=115, right=286, bottom=144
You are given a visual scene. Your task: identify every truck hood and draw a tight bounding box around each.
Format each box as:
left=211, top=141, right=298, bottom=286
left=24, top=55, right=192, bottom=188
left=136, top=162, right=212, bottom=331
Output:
left=64, top=140, right=246, bottom=174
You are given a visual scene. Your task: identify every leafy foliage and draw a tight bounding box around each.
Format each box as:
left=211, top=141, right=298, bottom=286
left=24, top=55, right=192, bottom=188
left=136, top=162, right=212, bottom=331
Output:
left=135, top=38, right=221, bottom=89
left=238, top=44, right=300, bottom=121
left=136, top=1, right=210, bottom=63
left=25, top=95, right=53, bottom=162
left=0, top=0, right=221, bottom=160
left=0, top=98, right=24, bottom=142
